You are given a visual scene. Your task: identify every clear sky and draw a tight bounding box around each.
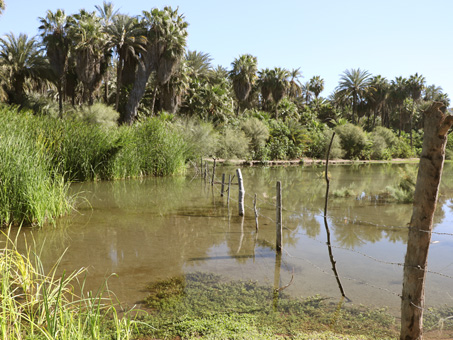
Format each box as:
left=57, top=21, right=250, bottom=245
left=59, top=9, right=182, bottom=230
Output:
left=1, top=0, right=452, bottom=101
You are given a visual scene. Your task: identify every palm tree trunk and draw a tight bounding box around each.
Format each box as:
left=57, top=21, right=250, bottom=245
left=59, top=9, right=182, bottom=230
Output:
left=124, top=51, right=154, bottom=125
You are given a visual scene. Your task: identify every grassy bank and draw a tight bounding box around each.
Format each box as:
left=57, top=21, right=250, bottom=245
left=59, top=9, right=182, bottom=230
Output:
left=0, top=106, right=188, bottom=227
left=0, top=229, right=139, bottom=339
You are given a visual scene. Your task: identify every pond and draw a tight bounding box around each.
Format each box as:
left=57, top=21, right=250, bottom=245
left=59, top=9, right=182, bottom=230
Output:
left=8, top=162, right=453, bottom=315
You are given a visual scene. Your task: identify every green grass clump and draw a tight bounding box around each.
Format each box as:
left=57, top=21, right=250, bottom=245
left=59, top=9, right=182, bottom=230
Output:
left=137, top=272, right=398, bottom=339
left=112, top=117, right=188, bottom=178
left=0, top=229, right=139, bottom=339
left=0, top=108, right=71, bottom=226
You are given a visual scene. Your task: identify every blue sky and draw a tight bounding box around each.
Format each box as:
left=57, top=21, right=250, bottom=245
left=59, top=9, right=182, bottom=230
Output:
left=1, top=0, right=452, bottom=101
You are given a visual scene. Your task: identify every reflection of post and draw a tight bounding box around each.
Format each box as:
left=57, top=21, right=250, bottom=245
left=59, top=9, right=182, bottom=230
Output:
left=276, top=181, right=282, bottom=253
left=236, top=169, right=245, bottom=216
left=273, top=251, right=282, bottom=309
left=220, top=173, right=225, bottom=197
left=204, top=162, right=208, bottom=183
left=227, top=175, right=231, bottom=208
left=253, top=193, right=259, bottom=231
left=211, top=158, right=216, bottom=186
left=236, top=216, right=244, bottom=254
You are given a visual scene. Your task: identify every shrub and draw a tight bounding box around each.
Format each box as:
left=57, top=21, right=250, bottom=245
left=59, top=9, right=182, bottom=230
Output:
left=322, top=129, right=344, bottom=159
left=240, top=117, right=269, bottom=159
left=335, top=123, right=368, bottom=159
left=174, top=117, right=219, bottom=160
left=265, top=119, right=308, bottom=160
left=216, top=129, right=251, bottom=160
left=74, top=103, right=120, bottom=128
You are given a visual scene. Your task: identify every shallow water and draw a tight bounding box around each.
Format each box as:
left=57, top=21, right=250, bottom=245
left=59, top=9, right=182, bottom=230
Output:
left=8, top=163, right=453, bottom=314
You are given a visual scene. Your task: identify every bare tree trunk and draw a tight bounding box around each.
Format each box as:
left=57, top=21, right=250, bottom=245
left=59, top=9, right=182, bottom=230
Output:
left=400, top=102, right=453, bottom=340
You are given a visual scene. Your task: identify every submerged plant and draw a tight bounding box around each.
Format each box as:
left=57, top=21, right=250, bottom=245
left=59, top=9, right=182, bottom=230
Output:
left=385, top=165, right=417, bottom=203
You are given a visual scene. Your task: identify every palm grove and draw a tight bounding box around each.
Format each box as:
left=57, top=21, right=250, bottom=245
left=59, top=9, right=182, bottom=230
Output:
left=0, top=1, right=451, bottom=162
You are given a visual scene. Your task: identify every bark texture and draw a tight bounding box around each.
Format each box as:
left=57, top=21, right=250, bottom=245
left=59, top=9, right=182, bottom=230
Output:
left=400, top=102, right=453, bottom=340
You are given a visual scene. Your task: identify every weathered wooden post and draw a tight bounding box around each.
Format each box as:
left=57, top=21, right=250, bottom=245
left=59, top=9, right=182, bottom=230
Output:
left=253, top=193, right=259, bottom=231
left=200, top=157, right=203, bottom=177
left=236, top=169, right=245, bottom=216
left=400, top=102, right=453, bottom=340
left=276, top=181, right=282, bottom=252
left=204, top=162, right=208, bottom=182
left=220, top=173, right=226, bottom=197
left=211, top=158, right=216, bottom=186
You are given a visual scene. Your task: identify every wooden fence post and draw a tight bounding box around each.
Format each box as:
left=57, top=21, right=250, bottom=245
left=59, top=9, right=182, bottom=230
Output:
left=276, top=181, right=282, bottom=252
left=236, top=169, right=245, bottom=216
left=400, top=102, right=453, bottom=340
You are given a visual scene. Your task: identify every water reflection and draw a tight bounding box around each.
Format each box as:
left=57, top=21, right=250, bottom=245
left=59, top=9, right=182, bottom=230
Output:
left=4, top=163, right=453, bottom=313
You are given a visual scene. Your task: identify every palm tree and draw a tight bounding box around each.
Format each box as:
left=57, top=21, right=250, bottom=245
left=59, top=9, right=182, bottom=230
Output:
left=104, top=14, right=145, bottom=112
left=123, top=6, right=188, bottom=124
left=301, top=81, right=313, bottom=105
left=308, top=75, right=324, bottom=99
left=407, top=73, right=425, bottom=146
left=67, top=10, right=109, bottom=105
left=424, top=84, right=450, bottom=107
left=288, top=68, right=302, bottom=99
left=367, top=75, right=389, bottom=128
left=185, top=50, right=212, bottom=79
left=270, top=67, right=289, bottom=119
left=39, top=9, right=70, bottom=117
left=0, top=33, right=49, bottom=105
left=96, top=1, right=119, bottom=103
left=229, top=54, right=257, bottom=114
left=336, top=68, right=371, bottom=124
left=257, top=68, right=273, bottom=111
left=390, top=76, right=409, bottom=135
left=0, top=0, right=5, bottom=16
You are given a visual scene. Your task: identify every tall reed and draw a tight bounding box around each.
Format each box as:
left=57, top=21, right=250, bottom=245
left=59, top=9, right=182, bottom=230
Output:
left=0, top=229, right=139, bottom=339
left=0, top=108, right=71, bottom=226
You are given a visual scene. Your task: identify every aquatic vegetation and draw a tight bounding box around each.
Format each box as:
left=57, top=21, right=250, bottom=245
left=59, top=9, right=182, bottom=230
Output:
left=139, top=272, right=398, bottom=339
left=385, top=165, right=417, bottom=203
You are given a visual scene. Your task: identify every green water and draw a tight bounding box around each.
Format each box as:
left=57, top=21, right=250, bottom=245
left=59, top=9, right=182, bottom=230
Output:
left=10, top=163, right=453, bottom=314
